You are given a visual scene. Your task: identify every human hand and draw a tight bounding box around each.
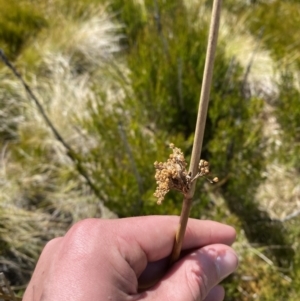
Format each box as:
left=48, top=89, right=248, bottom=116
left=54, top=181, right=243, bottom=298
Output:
left=23, top=216, right=238, bottom=301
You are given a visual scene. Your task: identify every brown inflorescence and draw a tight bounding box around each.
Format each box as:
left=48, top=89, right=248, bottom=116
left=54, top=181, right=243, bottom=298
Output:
left=153, top=144, right=217, bottom=204
left=154, top=144, right=190, bottom=204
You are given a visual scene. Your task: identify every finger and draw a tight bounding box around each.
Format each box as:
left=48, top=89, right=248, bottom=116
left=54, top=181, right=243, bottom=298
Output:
left=203, top=285, right=225, bottom=301
left=118, top=216, right=236, bottom=258
left=137, top=244, right=238, bottom=301
left=112, top=216, right=236, bottom=275
left=53, top=216, right=236, bottom=282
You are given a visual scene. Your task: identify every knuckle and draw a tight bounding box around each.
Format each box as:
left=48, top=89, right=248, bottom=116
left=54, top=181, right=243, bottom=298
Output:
left=43, top=237, right=62, bottom=252
left=67, top=218, right=100, bottom=239
left=62, top=219, right=106, bottom=255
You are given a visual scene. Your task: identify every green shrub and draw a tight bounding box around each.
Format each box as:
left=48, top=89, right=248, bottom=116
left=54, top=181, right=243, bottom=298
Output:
left=0, top=0, right=46, bottom=58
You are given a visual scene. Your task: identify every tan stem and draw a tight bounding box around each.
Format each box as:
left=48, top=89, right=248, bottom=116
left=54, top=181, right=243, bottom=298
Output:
left=169, top=195, right=192, bottom=265
left=169, top=0, right=223, bottom=265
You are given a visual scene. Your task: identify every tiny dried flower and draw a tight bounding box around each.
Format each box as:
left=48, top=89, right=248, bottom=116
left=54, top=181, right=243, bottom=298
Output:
left=154, top=144, right=218, bottom=204
left=212, top=177, right=219, bottom=183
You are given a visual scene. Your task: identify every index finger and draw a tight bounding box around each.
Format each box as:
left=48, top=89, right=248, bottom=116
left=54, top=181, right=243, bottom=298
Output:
left=110, top=216, right=236, bottom=274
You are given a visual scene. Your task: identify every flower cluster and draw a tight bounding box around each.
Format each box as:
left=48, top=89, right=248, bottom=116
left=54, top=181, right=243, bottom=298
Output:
left=154, top=144, right=218, bottom=204
left=195, top=159, right=217, bottom=181
left=154, top=144, right=190, bottom=204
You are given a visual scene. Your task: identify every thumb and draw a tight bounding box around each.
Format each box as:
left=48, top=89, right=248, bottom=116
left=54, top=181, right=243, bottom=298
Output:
left=140, top=244, right=238, bottom=301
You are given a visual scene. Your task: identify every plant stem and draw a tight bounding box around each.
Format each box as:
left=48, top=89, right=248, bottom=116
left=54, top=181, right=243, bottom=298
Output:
left=169, top=195, right=192, bottom=264
left=169, top=0, right=223, bottom=265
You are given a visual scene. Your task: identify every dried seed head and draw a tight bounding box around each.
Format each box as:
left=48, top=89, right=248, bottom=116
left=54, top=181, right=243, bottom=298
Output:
left=153, top=144, right=190, bottom=204
left=154, top=146, right=218, bottom=204
left=199, top=159, right=209, bottom=168
left=212, top=177, right=219, bottom=183
left=198, top=160, right=210, bottom=176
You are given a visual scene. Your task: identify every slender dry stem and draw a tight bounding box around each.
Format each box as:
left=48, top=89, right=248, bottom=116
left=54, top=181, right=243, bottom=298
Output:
left=169, top=0, right=223, bottom=265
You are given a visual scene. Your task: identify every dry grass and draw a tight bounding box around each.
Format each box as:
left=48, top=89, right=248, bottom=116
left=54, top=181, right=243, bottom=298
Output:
left=256, top=164, right=300, bottom=221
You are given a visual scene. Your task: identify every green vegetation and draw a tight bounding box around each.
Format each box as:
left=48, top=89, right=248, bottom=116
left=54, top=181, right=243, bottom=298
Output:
left=0, top=0, right=46, bottom=59
left=0, top=0, right=300, bottom=299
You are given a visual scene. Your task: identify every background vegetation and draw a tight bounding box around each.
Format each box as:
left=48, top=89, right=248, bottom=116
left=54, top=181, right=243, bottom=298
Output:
left=0, top=0, right=299, bottom=299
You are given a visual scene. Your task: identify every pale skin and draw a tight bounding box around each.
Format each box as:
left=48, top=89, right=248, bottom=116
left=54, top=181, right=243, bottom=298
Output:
left=23, top=216, right=238, bottom=301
